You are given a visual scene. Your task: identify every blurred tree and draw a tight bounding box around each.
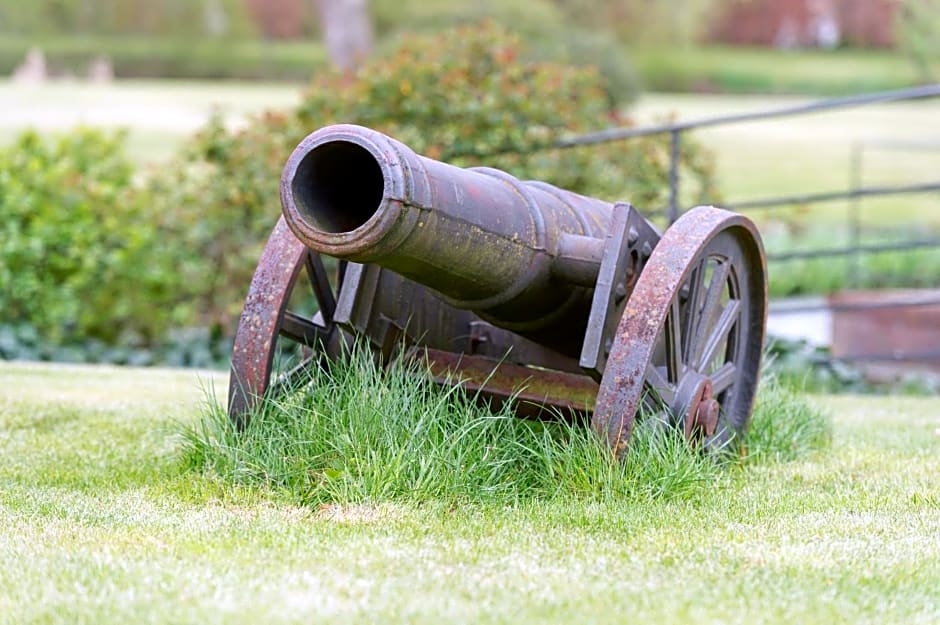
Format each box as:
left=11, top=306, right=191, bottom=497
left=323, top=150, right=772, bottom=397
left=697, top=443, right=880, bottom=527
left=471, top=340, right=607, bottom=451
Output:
left=0, top=0, right=254, bottom=37
left=315, top=0, right=374, bottom=71
left=549, top=0, right=719, bottom=46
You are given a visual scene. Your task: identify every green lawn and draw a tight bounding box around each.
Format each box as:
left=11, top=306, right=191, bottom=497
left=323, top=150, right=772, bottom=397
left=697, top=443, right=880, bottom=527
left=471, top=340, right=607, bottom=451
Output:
left=0, top=33, right=922, bottom=95
left=0, top=78, right=300, bottom=162
left=630, top=93, right=940, bottom=292
left=1, top=80, right=938, bottom=293
left=2, top=79, right=935, bottom=224
left=630, top=45, right=928, bottom=95
left=631, top=93, right=940, bottom=227
left=1, top=361, right=938, bottom=624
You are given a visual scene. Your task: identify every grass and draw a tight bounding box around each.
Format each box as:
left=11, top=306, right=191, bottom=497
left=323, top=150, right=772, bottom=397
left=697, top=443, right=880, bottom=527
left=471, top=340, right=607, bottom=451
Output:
left=631, top=93, right=940, bottom=226
left=182, top=347, right=743, bottom=505
left=3, top=358, right=939, bottom=623
left=0, top=33, right=924, bottom=95
left=630, top=92, right=940, bottom=295
left=4, top=81, right=934, bottom=223
left=0, top=33, right=327, bottom=81
left=0, top=79, right=937, bottom=298
left=630, top=45, right=927, bottom=95
left=0, top=78, right=300, bottom=162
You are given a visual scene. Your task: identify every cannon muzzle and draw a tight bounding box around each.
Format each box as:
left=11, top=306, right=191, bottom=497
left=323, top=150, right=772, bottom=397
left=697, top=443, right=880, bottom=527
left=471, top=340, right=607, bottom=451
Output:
left=281, top=124, right=620, bottom=355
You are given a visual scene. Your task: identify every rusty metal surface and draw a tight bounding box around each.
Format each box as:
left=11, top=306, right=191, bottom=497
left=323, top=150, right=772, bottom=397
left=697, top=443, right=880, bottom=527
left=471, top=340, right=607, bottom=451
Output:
left=579, top=203, right=660, bottom=379
left=592, top=206, right=767, bottom=457
left=280, top=124, right=616, bottom=358
left=230, top=126, right=770, bottom=460
left=228, top=216, right=308, bottom=424
left=413, top=347, right=598, bottom=420
left=228, top=221, right=588, bottom=425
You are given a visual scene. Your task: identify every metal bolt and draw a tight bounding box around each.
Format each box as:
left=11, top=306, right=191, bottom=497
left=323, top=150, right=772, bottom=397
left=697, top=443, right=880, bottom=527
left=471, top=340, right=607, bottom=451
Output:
left=614, top=282, right=627, bottom=302
left=695, top=398, right=720, bottom=437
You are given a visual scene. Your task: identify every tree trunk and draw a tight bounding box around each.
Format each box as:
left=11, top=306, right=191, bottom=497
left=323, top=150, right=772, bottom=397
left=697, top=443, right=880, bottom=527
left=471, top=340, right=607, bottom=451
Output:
left=315, top=0, right=374, bottom=72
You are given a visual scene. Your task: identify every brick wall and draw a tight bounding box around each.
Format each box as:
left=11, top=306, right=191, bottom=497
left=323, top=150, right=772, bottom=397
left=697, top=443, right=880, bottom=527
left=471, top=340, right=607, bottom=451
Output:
left=709, top=0, right=899, bottom=48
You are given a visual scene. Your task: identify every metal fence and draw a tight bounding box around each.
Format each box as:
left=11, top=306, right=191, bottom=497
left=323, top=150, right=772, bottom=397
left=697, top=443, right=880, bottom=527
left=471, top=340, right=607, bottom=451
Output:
left=499, top=84, right=940, bottom=368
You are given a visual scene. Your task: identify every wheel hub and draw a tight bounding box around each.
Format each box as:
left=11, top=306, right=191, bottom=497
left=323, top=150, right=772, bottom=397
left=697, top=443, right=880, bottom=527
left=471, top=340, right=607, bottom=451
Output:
left=675, top=373, right=720, bottom=441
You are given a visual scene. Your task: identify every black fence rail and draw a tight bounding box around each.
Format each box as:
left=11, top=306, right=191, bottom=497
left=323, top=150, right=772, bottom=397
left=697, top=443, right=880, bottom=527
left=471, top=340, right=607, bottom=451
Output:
left=497, top=84, right=940, bottom=370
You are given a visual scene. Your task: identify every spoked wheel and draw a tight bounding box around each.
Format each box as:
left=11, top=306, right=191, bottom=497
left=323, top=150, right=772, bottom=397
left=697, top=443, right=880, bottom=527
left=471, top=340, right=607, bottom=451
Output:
left=228, top=217, right=347, bottom=426
left=593, top=206, right=767, bottom=458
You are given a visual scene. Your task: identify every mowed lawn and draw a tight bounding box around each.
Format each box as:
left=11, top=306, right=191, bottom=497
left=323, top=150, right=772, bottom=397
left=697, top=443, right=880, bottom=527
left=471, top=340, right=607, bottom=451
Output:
left=0, top=79, right=301, bottom=162
left=2, top=78, right=938, bottom=226
left=0, top=361, right=938, bottom=624
left=631, top=93, right=940, bottom=228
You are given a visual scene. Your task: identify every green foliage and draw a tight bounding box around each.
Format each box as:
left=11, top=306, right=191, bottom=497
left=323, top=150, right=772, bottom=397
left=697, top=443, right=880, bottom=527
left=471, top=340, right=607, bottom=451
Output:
left=765, top=226, right=940, bottom=298
left=898, top=0, right=940, bottom=81
left=744, top=372, right=832, bottom=463
left=296, top=22, right=714, bottom=204
left=630, top=45, right=921, bottom=95
left=372, top=0, right=640, bottom=104
left=0, top=23, right=715, bottom=355
left=146, top=23, right=715, bottom=334
left=0, top=322, right=231, bottom=368
left=0, top=0, right=255, bottom=38
left=180, top=347, right=829, bottom=507
left=141, top=113, right=300, bottom=330
left=0, top=34, right=327, bottom=80
left=765, top=336, right=940, bottom=395
left=550, top=0, right=719, bottom=47
left=180, top=344, right=720, bottom=505
left=0, top=129, right=176, bottom=344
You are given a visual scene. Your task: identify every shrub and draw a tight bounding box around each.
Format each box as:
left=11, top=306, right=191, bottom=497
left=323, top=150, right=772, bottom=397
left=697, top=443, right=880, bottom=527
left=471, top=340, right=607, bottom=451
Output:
left=149, top=22, right=716, bottom=335
left=297, top=22, right=713, bottom=204
left=142, top=112, right=302, bottom=330
left=0, top=34, right=328, bottom=81
left=372, top=0, right=640, bottom=105
left=2, top=22, right=717, bottom=352
left=0, top=129, right=178, bottom=344
left=0, top=0, right=255, bottom=38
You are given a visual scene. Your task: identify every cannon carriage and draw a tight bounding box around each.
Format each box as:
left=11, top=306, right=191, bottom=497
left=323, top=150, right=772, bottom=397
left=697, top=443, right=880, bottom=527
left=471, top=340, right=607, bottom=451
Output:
left=228, top=124, right=767, bottom=457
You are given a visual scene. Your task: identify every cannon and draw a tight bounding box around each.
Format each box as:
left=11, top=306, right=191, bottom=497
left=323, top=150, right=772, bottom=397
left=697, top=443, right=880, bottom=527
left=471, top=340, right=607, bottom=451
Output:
left=229, top=124, right=767, bottom=456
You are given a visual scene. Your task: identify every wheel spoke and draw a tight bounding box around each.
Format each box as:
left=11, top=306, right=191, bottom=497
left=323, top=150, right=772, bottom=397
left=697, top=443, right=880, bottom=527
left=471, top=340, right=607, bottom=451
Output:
left=644, top=363, right=676, bottom=404
left=697, top=299, right=741, bottom=371
left=664, top=298, right=683, bottom=384
left=337, top=259, right=348, bottom=292
left=691, top=259, right=730, bottom=364
left=710, top=361, right=737, bottom=395
left=269, top=354, right=319, bottom=395
left=682, top=259, right=706, bottom=363
left=305, top=252, right=336, bottom=321
left=279, top=311, right=329, bottom=347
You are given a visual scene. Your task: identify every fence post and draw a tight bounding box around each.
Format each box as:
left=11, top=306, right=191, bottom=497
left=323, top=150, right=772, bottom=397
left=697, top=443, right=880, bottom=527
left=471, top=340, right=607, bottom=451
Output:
left=848, top=142, right=863, bottom=288
left=668, top=129, right=680, bottom=224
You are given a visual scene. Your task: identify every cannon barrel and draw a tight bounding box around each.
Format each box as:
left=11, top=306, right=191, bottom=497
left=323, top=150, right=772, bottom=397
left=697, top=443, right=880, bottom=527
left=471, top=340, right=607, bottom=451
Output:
left=280, top=124, right=622, bottom=356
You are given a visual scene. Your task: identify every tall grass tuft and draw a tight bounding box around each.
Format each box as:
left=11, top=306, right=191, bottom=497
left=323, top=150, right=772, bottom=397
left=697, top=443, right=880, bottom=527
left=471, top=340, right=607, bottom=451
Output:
left=744, top=373, right=832, bottom=463
left=180, top=348, right=829, bottom=506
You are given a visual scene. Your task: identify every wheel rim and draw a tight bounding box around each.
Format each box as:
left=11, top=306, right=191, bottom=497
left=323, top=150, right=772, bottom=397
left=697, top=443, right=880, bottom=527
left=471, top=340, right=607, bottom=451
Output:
left=593, top=206, right=767, bottom=457
left=228, top=216, right=345, bottom=426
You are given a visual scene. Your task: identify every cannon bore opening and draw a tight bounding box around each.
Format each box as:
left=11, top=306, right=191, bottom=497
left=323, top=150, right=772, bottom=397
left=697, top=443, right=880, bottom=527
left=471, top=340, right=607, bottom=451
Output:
left=291, top=141, right=385, bottom=234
